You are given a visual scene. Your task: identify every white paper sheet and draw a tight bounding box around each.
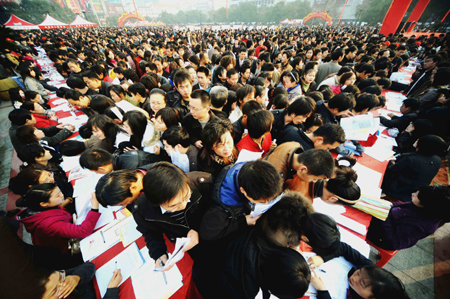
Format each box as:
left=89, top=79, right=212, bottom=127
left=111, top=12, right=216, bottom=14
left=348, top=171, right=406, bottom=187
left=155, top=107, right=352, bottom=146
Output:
left=51, top=99, right=67, bottom=105
left=60, top=156, right=81, bottom=172
left=132, top=248, right=184, bottom=299
left=80, top=221, right=121, bottom=261
left=318, top=257, right=353, bottom=299
left=312, top=197, right=346, bottom=215
left=352, top=163, right=383, bottom=191
left=155, top=238, right=191, bottom=272
left=333, top=214, right=367, bottom=236
left=236, top=149, right=263, bottom=164
left=338, top=228, right=370, bottom=258
left=51, top=103, right=71, bottom=112
left=95, top=243, right=145, bottom=297
left=250, top=193, right=284, bottom=217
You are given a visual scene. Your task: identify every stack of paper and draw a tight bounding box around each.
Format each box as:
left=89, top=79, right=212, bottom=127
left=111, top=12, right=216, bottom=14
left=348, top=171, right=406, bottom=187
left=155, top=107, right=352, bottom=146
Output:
left=95, top=243, right=145, bottom=297
left=155, top=238, right=191, bottom=272
left=236, top=149, right=263, bottom=164
left=340, top=114, right=379, bottom=141
left=132, top=248, right=184, bottom=299
left=352, top=163, right=383, bottom=191
left=60, top=156, right=81, bottom=172
left=364, top=136, right=396, bottom=162
left=353, top=195, right=392, bottom=221
left=80, top=220, right=122, bottom=261
left=251, top=193, right=284, bottom=217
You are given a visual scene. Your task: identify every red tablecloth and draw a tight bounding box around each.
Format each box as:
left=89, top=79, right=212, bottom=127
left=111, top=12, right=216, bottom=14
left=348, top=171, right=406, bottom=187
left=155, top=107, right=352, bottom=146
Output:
left=90, top=236, right=201, bottom=299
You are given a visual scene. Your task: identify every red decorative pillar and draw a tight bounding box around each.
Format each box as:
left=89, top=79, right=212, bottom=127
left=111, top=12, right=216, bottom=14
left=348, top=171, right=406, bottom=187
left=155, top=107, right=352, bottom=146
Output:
left=406, top=0, right=431, bottom=32
left=379, top=0, right=413, bottom=36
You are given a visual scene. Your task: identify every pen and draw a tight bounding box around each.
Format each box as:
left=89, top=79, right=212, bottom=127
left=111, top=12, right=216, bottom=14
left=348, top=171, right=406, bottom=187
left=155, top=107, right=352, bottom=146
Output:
left=159, top=258, right=168, bottom=285
left=318, top=269, right=326, bottom=273
left=100, top=231, right=106, bottom=243
left=115, top=261, right=117, bottom=271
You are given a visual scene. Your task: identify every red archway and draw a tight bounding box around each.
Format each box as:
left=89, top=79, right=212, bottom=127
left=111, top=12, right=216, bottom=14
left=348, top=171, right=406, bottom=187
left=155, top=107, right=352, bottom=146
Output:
left=303, top=10, right=333, bottom=25
left=117, top=12, right=146, bottom=27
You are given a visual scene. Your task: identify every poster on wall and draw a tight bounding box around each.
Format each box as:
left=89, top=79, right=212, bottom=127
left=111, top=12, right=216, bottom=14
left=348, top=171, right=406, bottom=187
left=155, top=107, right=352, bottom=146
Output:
left=66, top=0, right=81, bottom=14
left=78, top=0, right=93, bottom=12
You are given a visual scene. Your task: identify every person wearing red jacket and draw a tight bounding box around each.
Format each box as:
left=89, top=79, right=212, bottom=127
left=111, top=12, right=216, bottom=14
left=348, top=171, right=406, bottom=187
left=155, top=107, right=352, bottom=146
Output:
left=16, top=183, right=100, bottom=254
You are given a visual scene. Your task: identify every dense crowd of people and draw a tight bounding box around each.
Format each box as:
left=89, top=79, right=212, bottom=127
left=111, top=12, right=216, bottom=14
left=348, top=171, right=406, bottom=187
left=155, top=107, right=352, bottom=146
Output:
left=2, top=25, right=450, bottom=299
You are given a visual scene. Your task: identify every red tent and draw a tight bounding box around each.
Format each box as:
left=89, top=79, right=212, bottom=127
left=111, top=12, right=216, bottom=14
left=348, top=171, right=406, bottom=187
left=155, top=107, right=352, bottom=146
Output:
left=38, top=15, right=70, bottom=29
left=3, top=14, right=39, bottom=30
left=70, top=15, right=98, bottom=28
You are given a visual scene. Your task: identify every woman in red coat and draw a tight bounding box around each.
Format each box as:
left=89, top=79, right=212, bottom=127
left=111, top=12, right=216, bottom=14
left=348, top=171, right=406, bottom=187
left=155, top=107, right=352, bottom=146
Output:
left=16, top=183, right=100, bottom=254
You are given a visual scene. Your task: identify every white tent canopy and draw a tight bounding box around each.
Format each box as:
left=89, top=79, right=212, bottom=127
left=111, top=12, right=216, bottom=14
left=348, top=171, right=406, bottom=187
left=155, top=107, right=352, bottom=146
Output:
left=38, top=15, right=69, bottom=29
left=70, top=15, right=98, bottom=28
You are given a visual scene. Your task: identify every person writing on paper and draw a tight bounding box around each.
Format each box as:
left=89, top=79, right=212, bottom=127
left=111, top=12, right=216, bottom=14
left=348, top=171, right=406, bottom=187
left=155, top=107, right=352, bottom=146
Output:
left=199, top=160, right=282, bottom=241
left=379, top=98, right=420, bottom=133
left=133, top=162, right=213, bottom=267
left=103, top=269, right=123, bottom=299
left=281, top=123, right=346, bottom=152
left=307, top=242, right=409, bottom=299
left=162, top=126, right=199, bottom=172
left=381, top=135, right=447, bottom=202
left=367, top=185, right=450, bottom=251
left=16, top=184, right=100, bottom=259
left=79, top=148, right=155, bottom=174
left=16, top=124, right=75, bottom=148
left=265, top=146, right=335, bottom=198
left=237, top=110, right=276, bottom=155
left=313, top=157, right=361, bottom=206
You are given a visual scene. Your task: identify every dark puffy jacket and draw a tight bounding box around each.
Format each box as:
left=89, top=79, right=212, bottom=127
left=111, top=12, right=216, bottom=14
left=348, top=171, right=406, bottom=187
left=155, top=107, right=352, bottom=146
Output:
left=166, top=89, right=190, bottom=118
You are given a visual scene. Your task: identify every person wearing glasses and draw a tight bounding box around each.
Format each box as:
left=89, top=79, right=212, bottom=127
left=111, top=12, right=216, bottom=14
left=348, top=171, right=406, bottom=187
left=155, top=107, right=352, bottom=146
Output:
left=181, top=90, right=218, bottom=149
left=132, top=162, right=213, bottom=269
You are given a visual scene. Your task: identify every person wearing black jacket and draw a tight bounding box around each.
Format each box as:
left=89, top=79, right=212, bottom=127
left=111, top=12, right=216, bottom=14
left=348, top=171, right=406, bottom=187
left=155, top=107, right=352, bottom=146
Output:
left=132, top=162, right=213, bottom=265
left=8, top=109, right=74, bottom=154
left=166, top=69, right=193, bottom=118
left=308, top=242, right=408, bottom=299
left=83, top=70, right=112, bottom=97
left=379, top=98, right=419, bottom=132
left=270, top=96, right=316, bottom=144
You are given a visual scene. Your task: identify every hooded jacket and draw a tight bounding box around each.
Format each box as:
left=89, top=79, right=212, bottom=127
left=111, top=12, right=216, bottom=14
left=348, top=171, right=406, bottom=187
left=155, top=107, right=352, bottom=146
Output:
left=17, top=207, right=100, bottom=254
left=200, top=162, right=252, bottom=241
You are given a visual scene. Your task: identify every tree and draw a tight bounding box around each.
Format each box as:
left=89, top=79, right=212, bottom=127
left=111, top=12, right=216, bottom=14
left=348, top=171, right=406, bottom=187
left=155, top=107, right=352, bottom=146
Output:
left=357, top=0, right=392, bottom=25
left=1, top=0, right=76, bottom=24
left=105, top=16, right=118, bottom=27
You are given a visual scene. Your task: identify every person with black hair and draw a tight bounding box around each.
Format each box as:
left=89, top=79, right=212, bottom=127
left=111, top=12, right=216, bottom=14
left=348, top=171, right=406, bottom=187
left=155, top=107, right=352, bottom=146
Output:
left=79, top=148, right=155, bottom=174
left=395, top=119, right=433, bottom=154
left=8, top=109, right=74, bottom=154
left=224, top=68, right=239, bottom=90
left=121, top=110, right=161, bottom=154
left=109, top=85, right=150, bottom=117
left=66, top=75, right=98, bottom=96
left=199, top=160, right=283, bottom=241
left=354, top=93, right=380, bottom=115
left=16, top=124, right=74, bottom=148
left=83, top=70, right=112, bottom=97
left=229, top=85, right=255, bottom=123
left=194, top=226, right=312, bottom=299
left=133, top=162, right=213, bottom=266
left=340, top=46, right=358, bottom=65
left=355, top=63, right=375, bottom=83
left=271, top=96, right=316, bottom=143
left=395, top=55, right=441, bottom=97
left=308, top=242, right=409, bottom=299
left=313, top=157, right=361, bottom=206
left=315, top=93, right=356, bottom=124
left=251, top=51, right=271, bottom=77
left=128, top=82, right=149, bottom=108
left=21, top=65, right=50, bottom=100
left=166, top=69, right=193, bottom=118
left=16, top=182, right=98, bottom=253
left=193, top=66, right=211, bottom=91
left=379, top=98, right=419, bottom=132
left=315, top=49, right=344, bottom=85
left=232, top=100, right=263, bottom=145
left=181, top=90, right=218, bottom=148
left=238, top=61, right=252, bottom=85
left=377, top=78, right=392, bottom=90
left=281, top=70, right=302, bottom=102
left=282, top=123, right=346, bottom=151
left=236, top=110, right=275, bottom=155
left=368, top=185, right=450, bottom=251
left=198, top=118, right=238, bottom=177
left=265, top=144, right=335, bottom=196
left=21, top=100, right=58, bottom=128
left=382, top=135, right=447, bottom=202
left=161, top=126, right=199, bottom=172
left=317, top=66, right=352, bottom=89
